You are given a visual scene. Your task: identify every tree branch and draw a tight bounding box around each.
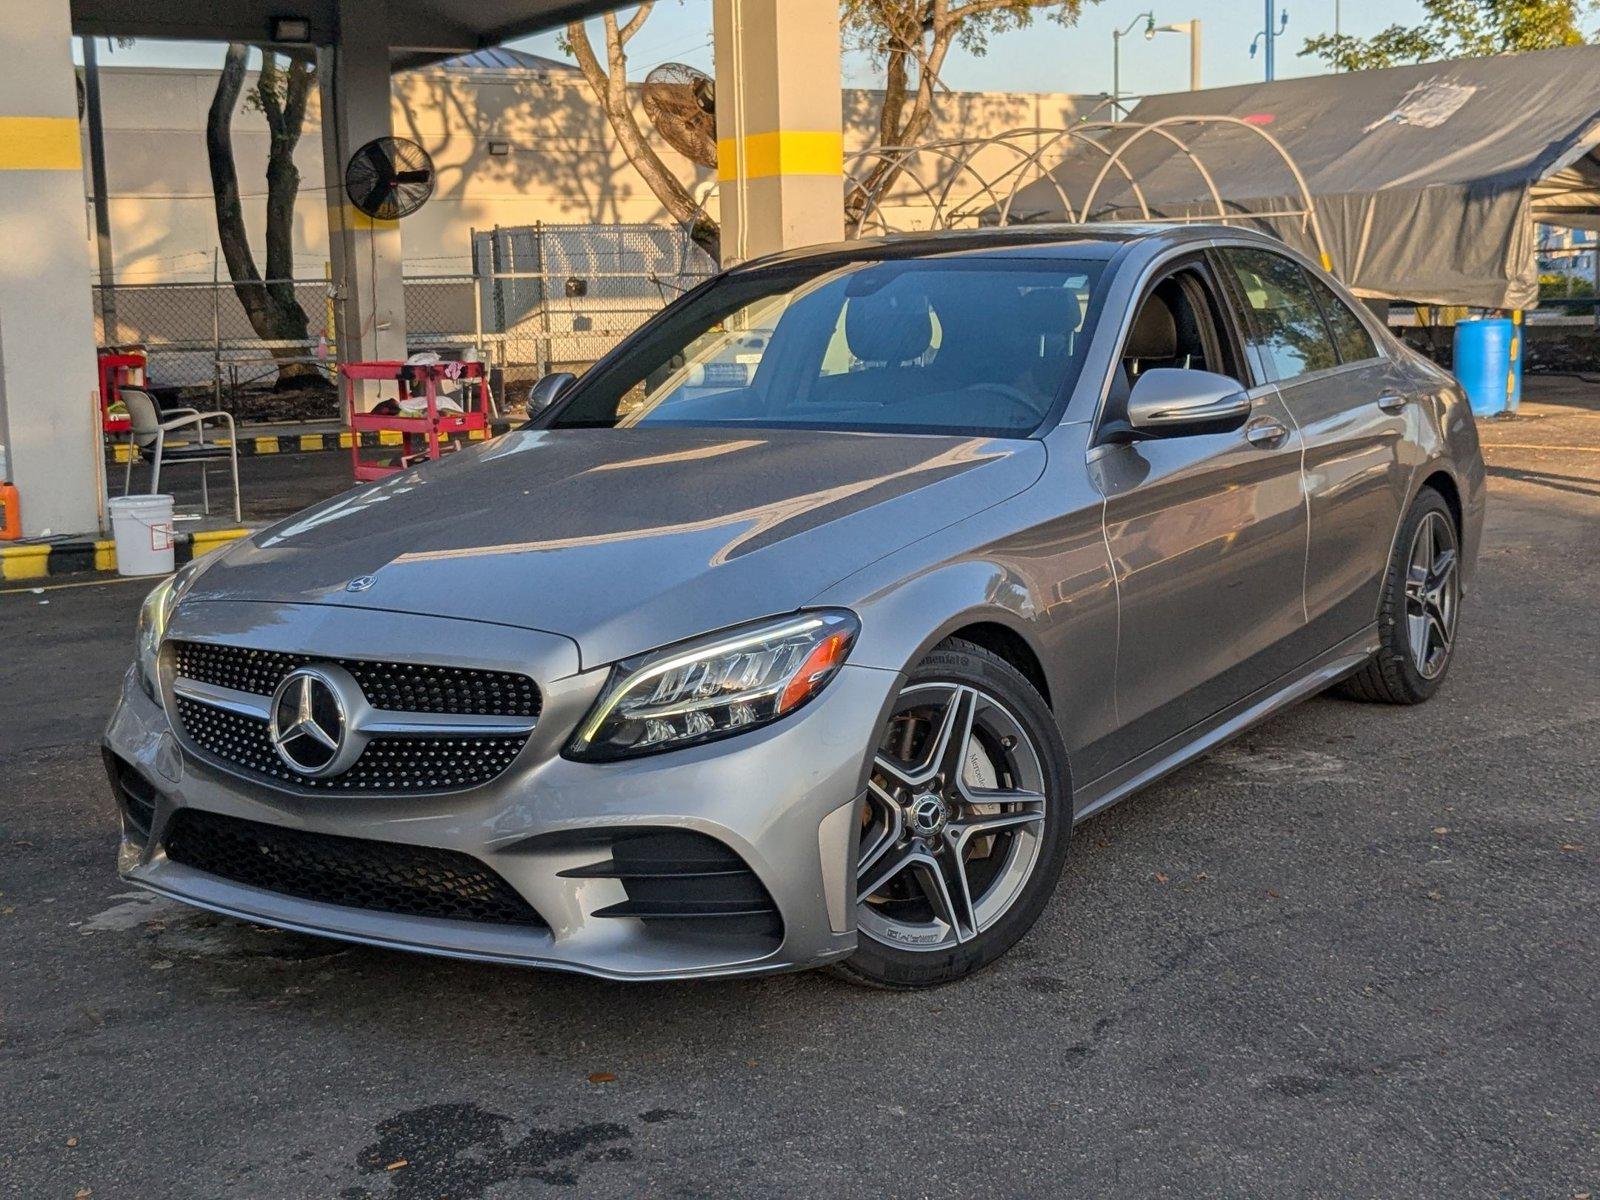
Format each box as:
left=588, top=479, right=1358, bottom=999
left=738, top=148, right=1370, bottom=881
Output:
left=566, top=18, right=719, bottom=260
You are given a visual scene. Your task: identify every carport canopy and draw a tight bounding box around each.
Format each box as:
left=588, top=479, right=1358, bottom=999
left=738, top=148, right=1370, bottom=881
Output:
left=1007, top=44, right=1600, bottom=308
left=69, top=0, right=623, bottom=68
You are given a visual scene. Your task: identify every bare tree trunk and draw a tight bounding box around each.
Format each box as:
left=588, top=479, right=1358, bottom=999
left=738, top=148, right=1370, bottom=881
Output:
left=846, top=1, right=957, bottom=231
left=567, top=10, right=721, bottom=262
left=206, top=44, right=323, bottom=389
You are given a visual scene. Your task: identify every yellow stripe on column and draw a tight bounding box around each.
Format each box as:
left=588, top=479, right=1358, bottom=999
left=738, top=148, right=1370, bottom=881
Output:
left=717, top=131, right=844, bottom=181
left=343, top=205, right=400, bottom=232
left=0, top=117, right=82, bottom=170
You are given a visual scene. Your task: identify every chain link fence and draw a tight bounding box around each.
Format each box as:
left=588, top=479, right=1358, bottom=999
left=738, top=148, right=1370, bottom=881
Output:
left=474, top=223, right=716, bottom=383
left=92, top=223, right=716, bottom=415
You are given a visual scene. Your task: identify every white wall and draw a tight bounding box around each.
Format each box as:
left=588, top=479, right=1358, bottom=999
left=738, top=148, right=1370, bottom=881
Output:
left=87, top=63, right=1092, bottom=281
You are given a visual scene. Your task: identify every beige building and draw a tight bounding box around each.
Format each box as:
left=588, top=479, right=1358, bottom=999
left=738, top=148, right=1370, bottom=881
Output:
left=88, top=49, right=1092, bottom=282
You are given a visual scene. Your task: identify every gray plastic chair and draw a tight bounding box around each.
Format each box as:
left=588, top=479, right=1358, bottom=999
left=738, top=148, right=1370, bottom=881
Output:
left=120, top=388, right=241, bottom=523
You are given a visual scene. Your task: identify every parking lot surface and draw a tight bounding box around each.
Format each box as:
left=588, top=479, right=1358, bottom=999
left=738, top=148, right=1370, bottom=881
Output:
left=3, top=383, right=1597, bottom=1198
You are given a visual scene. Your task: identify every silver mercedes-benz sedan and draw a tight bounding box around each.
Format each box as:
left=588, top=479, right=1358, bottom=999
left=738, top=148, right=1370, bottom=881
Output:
left=105, top=225, right=1485, bottom=987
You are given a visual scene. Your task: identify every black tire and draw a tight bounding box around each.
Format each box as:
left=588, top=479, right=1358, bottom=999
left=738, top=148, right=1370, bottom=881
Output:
left=832, top=638, right=1072, bottom=990
left=1336, top=486, right=1461, bottom=705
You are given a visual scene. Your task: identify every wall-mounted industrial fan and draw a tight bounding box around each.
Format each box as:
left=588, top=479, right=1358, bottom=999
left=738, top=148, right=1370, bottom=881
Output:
left=642, top=63, right=717, bottom=170
left=344, top=136, right=436, bottom=220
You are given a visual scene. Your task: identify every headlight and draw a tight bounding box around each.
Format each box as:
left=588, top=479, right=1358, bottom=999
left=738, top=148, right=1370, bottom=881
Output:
left=135, top=576, right=177, bottom=700
left=566, top=610, right=859, bottom=761
left=134, top=558, right=207, bottom=701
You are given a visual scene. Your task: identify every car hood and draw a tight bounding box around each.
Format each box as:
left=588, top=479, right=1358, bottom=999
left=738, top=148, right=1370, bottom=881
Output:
left=190, top=426, right=1045, bottom=668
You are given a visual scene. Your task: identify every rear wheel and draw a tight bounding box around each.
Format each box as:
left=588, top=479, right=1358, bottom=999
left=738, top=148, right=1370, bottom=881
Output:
left=833, top=640, right=1071, bottom=989
left=1337, top=487, right=1461, bottom=705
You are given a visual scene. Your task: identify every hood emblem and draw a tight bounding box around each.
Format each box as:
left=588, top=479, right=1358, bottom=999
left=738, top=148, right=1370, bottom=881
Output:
left=268, top=667, right=360, bottom=777
left=346, top=575, right=377, bottom=593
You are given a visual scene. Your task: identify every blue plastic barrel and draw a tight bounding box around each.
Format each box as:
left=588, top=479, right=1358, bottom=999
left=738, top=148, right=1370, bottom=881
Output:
left=1453, top=317, right=1518, bottom=417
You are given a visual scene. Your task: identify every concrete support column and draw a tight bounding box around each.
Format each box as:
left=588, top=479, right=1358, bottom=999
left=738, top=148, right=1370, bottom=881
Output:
left=712, top=0, right=844, bottom=264
left=0, top=0, right=103, bottom=536
left=320, top=0, right=406, bottom=402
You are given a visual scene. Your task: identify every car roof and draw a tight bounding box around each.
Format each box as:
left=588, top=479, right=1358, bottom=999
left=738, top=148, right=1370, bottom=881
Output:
left=728, top=223, right=1282, bottom=274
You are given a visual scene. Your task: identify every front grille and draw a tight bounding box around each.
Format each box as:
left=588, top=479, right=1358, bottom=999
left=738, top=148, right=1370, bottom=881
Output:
left=171, top=641, right=540, bottom=718
left=174, top=696, right=528, bottom=793
left=167, top=640, right=538, bottom=795
left=163, top=808, right=545, bottom=927
left=559, top=829, right=784, bottom=943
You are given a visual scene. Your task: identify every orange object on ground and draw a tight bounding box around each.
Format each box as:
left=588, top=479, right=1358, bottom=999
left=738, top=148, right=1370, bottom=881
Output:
left=0, top=482, right=21, bottom=541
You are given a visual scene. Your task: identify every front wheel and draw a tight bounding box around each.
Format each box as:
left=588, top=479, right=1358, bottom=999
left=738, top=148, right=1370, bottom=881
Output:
left=1337, top=486, right=1462, bottom=705
left=832, top=639, right=1071, bottom=989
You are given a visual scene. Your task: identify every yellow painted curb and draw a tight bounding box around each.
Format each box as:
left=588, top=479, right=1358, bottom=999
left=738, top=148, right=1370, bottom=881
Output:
left=95, top=539, right=118, bottom=573
left=0, top=544, right=52, bottom=580
left=190, top=528, right=251, bottom=556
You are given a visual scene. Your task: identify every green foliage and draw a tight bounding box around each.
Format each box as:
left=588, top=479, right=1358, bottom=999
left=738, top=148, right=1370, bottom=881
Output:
left=1301, top=0, right=1590, bottom=71
left=1539, top=271, right=1595, bottom=297
left=841, top=0, right=1085, bottom=64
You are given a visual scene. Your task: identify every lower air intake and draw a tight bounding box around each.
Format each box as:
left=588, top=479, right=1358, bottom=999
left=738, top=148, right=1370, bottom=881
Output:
left=163, top=809, right=544, bottom=928
left=560, top=828, right=783, bottom=943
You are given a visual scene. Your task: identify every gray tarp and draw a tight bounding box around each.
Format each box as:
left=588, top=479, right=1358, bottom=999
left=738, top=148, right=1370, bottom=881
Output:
left=1005, top=45, right=1600, bottom=307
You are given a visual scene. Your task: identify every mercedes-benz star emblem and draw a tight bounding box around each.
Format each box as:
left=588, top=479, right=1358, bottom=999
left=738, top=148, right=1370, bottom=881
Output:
left=268, top=667, right=354, bottom=777
left=346, top=575, right=376, bottom=593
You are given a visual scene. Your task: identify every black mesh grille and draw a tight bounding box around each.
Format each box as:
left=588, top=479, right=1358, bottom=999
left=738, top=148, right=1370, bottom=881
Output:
left=171, top=641, right=540, bottom=718
left=175, top=696, right=529, bottom=793
left=163, top=808, right=544, bottom=927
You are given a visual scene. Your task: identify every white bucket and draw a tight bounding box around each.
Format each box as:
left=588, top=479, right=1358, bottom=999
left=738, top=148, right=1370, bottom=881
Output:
left=108, top=494, right=176, bottom=577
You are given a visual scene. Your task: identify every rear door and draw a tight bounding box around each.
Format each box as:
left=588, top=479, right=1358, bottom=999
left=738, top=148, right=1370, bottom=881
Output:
left=1085, top=254, right=1309, bottom=779
left=1216, top=246, right=1408, bottom=650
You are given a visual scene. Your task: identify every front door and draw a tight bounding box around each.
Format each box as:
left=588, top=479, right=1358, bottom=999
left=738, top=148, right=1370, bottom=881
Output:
left=1085, top=257, right=1309, bottom=780
left=1215, top=246, right=1409, bottom=649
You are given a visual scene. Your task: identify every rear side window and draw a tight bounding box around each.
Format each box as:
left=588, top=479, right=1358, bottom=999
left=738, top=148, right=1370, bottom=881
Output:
left=1220, top=247, right=1338, bottom=382
left=1307, top=274, right=1379, bottom=364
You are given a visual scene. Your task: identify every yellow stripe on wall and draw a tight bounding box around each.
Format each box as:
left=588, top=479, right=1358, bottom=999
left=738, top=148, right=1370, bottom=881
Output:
left=0, top=116, right=82, bottom=171
left=717, top=130, right=844, bottom=182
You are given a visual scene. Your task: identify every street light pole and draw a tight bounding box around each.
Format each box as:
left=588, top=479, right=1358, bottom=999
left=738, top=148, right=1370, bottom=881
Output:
left=1111, top=11, right=1154, bottom=119
left=1249, top=5, right=1289, bottom=81
left=1265, top=0, right=1275, bottom=80
left=1153, top=19, right=1202, bottom=91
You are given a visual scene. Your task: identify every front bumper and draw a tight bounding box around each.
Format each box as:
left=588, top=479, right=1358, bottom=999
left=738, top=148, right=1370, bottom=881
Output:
left=104, top=602, right=901, bottom=981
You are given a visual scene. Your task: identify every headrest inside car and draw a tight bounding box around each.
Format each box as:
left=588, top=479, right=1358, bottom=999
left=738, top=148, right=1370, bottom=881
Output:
left=1018, top=285, right=1082, bottom=340
left=845, top=280, right=934, bottom=365
left=1125, top=293, right=1178, bottom=361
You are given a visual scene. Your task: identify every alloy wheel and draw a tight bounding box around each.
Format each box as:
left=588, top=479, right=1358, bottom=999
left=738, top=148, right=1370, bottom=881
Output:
left=1403, top=510, right=1459, bottom=680
left=856, top=682, right=1048, bottom=952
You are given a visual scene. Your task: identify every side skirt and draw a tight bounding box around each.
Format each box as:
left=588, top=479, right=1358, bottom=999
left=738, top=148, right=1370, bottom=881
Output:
left=1071, top=625, right=1378, bottom=823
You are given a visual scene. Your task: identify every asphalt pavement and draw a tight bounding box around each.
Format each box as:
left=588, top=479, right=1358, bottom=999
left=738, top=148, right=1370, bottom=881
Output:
left=2, top=381, right=1597, bottom=1198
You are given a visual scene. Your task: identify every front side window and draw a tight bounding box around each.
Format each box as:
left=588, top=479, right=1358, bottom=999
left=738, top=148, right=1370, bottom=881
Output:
left=1220, top=248, right=1339, bottom=382
left=549, top=257, right=1105, bottom=437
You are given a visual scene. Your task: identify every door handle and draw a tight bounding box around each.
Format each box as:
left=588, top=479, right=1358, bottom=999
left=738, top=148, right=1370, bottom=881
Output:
left=1245, top=417, right=1289, bottom=448
left=1377, top=393, right=1408, bottom=413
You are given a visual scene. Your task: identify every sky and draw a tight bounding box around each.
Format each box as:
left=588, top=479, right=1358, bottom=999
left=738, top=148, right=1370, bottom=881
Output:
left=87, top=1, right=1429, bottom=99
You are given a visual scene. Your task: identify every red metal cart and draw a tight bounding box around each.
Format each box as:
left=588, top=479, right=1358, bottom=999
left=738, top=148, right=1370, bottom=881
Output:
left=98, top=349, right=148, bottom=434
left=341, top=359, right=493, bottom=482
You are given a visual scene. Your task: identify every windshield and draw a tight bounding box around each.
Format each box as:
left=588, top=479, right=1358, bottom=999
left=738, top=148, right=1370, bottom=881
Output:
left=549, top=256, right=1106, bottom=437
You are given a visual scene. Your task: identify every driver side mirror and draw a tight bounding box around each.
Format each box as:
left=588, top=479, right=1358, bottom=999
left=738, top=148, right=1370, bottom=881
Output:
left=1124, top=368, right=1250, bottom=438
left=527, top=371, right=576, bottom=414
